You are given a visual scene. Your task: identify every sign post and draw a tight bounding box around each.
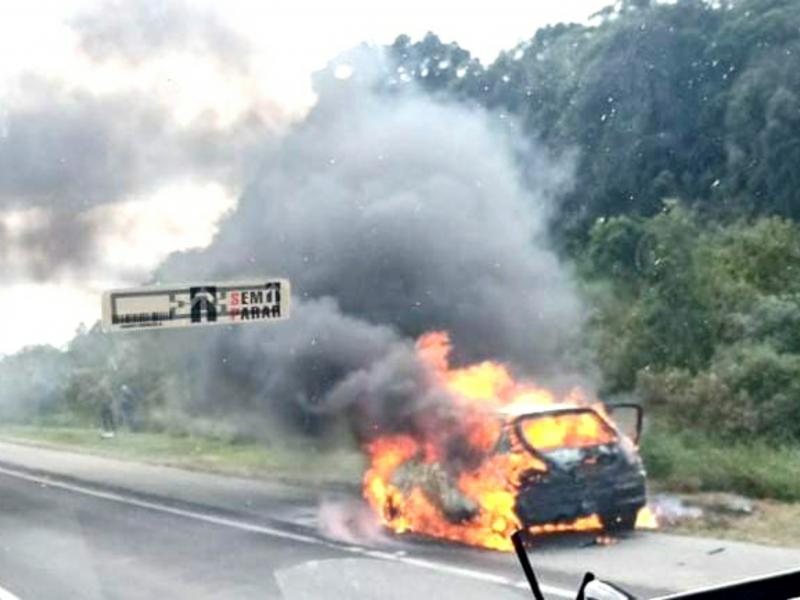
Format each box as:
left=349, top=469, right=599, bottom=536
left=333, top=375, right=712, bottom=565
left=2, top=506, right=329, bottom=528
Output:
left=101, top=279, right=290, bottom=332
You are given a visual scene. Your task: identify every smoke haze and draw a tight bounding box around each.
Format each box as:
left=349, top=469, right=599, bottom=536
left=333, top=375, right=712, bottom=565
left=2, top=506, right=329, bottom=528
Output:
left=156, top=47, right=585, bottom=440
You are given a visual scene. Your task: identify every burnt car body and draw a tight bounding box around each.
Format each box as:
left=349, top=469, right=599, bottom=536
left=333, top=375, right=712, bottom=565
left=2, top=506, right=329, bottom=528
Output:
left=495, top=403, right=647, bottom=531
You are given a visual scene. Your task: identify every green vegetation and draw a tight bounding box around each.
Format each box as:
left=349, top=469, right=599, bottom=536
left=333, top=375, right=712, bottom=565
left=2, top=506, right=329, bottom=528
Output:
left=0, top=425, right=363, bottom=486
left=392, top=0, right=800, bottom=230
left=390, top=0, right=800, bottom=468
left=590, top=208, right=800, bottom=442
left=642, top=425, right=800, bottom=501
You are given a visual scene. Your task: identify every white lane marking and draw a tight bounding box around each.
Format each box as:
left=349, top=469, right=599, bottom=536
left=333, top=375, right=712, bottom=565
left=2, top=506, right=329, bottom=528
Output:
left=0, top=465, right=574, bottom=599
left=0, top=582, right=21, bottom=600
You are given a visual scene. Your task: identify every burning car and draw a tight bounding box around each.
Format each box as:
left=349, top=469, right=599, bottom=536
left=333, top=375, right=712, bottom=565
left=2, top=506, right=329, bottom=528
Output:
left=363, top=332, right=654, bottom=551
left=497, top=403, right=646, bottom=532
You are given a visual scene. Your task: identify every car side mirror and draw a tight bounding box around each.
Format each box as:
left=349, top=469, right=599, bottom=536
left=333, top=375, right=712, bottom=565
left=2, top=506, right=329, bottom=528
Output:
left=606, top=403, right=642, bottom=445
left=577, top=574, right=638, bottom=600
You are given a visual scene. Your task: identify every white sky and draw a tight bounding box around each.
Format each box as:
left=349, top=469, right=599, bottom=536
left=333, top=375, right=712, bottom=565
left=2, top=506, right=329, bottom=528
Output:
left=0, top=0, right=609, bottom=355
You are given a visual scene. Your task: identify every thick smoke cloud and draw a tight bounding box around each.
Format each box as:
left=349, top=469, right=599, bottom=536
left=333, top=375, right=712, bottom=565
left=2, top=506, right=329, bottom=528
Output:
left=73, top=0, right=251, bottom=72
left=158, top=48, right=584, bottom=440
left=0, top=81, right=268, bottom=281
left=173, top=298, right=426, bottom=440
left=0, top=1, right=277, bottom=282
left=0, top=83, right=252, bottom=209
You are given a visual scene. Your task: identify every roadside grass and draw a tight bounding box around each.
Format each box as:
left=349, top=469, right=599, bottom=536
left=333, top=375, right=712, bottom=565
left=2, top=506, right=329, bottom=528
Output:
left=0, top=424, right=364, bottom=488
left=641, top=423, right=800, bottom=502
left=664, top=496, right=800, bottom=548
left=640, top=423, right=800, bottom=547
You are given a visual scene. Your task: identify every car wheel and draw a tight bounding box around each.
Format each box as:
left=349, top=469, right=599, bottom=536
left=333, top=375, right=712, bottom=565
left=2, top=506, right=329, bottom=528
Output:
left=601, top=509, right=638, bottom=532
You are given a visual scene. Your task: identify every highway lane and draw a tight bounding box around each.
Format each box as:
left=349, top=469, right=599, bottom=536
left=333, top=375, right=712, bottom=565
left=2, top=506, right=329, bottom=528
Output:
left=0, top=441, right=798, bottom=599
left=0, top=462, right=671, bottom=600
left=0, top=470, right=537, bottom=599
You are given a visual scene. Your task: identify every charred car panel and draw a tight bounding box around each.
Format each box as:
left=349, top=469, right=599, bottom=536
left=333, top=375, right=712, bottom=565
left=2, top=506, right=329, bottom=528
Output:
left=506, top=405, right=647, bottom=531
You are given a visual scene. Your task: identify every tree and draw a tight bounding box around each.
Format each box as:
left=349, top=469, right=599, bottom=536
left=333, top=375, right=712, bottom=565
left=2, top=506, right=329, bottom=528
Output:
left=724, top=42, right=800, bottom=216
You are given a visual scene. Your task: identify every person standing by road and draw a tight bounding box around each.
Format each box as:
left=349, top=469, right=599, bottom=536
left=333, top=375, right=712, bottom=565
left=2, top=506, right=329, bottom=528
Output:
left=100, top=396, right=115, bottom=438
left=119, top=384, right=138, bottom=431
left=99, top=375, right=116, bottom=438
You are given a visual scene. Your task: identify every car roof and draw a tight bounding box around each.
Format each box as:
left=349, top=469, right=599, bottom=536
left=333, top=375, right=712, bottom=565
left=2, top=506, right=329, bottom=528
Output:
left=495, top=402, right=594, bottom=419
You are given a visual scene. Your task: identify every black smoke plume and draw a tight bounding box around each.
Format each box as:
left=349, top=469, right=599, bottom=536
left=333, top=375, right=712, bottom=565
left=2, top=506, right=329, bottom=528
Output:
left=155, top=47, right=584, bottom=442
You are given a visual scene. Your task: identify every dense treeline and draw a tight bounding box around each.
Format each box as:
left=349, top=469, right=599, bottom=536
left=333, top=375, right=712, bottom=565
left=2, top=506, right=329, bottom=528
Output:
left=388, top=0, right=800, bottom=441
left=2, top=0, right=799, bottom=446
left=586, top=207, right=800, bottom=440
left=390, top=0, right=800, bottom=231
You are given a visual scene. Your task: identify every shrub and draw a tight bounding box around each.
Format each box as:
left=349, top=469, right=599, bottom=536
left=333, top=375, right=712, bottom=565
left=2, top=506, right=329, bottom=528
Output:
left=637, top=343, right=800, bottom=442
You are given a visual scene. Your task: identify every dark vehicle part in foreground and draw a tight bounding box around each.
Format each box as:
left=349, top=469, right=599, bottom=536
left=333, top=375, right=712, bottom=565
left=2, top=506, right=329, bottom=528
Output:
left=500, top=403, right=647, bottom=532
left=512, top=530, right=800, bottom=599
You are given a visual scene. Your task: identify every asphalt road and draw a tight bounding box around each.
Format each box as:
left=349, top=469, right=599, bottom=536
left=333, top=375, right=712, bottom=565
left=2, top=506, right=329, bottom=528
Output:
left=0, top=467, right=546, bottom=600
left=0, top=441, right=798, bottom=599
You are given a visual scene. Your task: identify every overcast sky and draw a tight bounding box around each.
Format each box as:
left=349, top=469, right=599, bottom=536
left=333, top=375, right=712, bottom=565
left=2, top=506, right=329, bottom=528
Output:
left=0, top=0, right=610, bottom=355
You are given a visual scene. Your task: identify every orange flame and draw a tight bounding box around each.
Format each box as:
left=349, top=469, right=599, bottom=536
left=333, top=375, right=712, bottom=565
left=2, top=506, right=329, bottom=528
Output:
left=362, top=331, right=653, bottom=551
left=635, top=506, right=659, bottom=530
